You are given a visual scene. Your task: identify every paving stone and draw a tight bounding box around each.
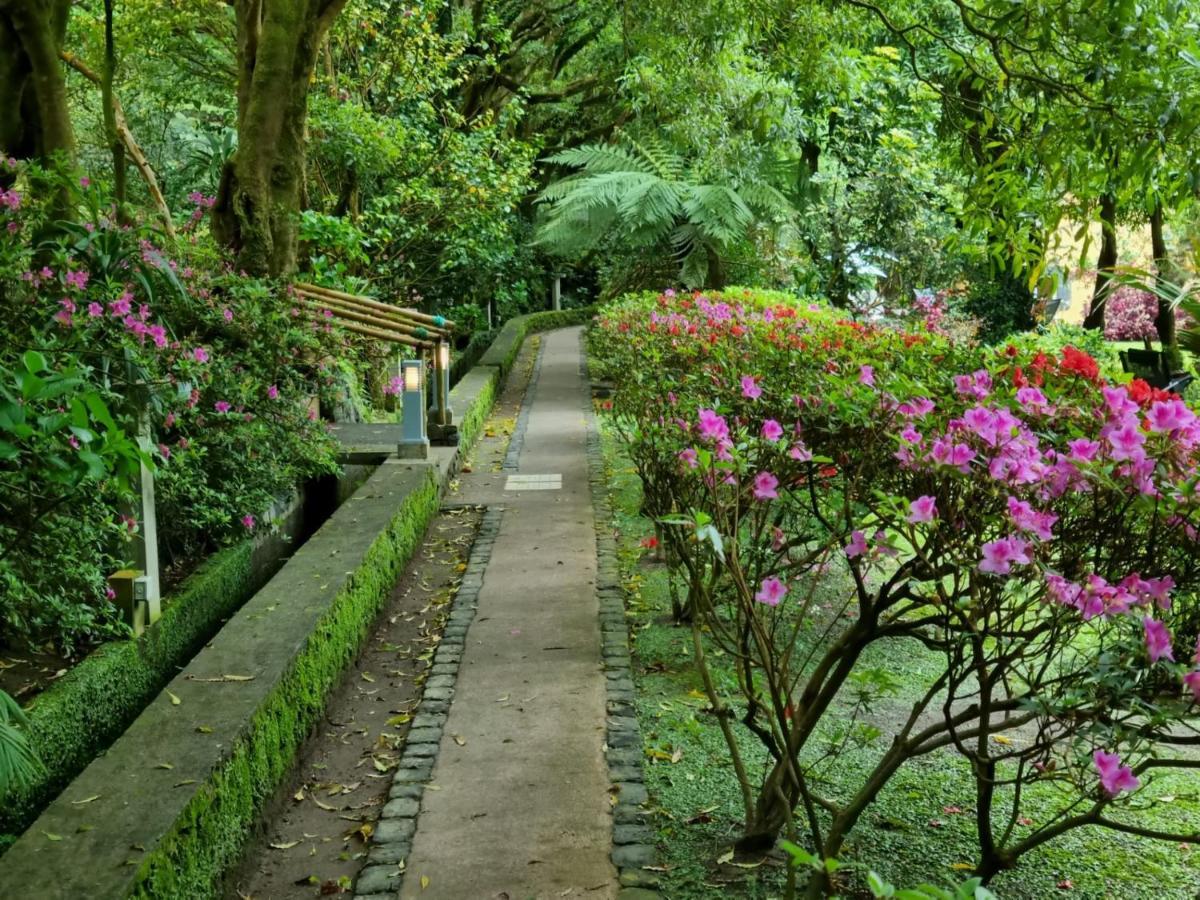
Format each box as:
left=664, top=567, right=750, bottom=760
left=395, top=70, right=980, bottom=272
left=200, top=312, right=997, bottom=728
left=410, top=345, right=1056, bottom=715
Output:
left=391, top=765, right=432, bottom=783
left=617, top=889, right=663, bottom=899
left=405, top=727, right=442, bottom=745
left=608, top=764, right=643, bottom=783
left=403, top=742, right=439, bottom=759
left=366, top=841, right=410, bottom=865
left=410, top=713, right=445, bottom=730
left=354, top=865, right=403, bottom=895
left=613, top=804, right=650, bottom=825
left=614, top=824, right=655, bottom=845
left=614, top=782, right=648, bottom=805
left=426, top=675, right=456, bottom=690
left=422, top=686, right=453, bottom=702
left=382, top=796, right=421, bottom=819
left=612, top=844, right=656, bottom=868
left=388, top=782, right=424, bottom=801
left=430, top=663, right=458, bottom=677
left=618, top=869, right=663, bottom=889
left=373, top=817, right=417, bottom=844
left=606, top=747, right=642, bottom=767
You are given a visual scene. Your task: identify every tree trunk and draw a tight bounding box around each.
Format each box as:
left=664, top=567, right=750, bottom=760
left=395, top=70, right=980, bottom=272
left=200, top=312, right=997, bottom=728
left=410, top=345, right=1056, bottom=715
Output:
left=0, top=0, right=75, bottom=164
left=102, top=0, right=127, bottom=217
left=1083, top=192, right=1118, bottom=331
left=1150, top=202, right=1177, bottom=351
left=212, top=0, right=349, bottom=277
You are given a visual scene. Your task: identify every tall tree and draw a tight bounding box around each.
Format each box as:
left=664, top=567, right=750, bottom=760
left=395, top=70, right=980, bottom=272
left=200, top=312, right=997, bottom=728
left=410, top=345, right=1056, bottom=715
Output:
left=212, top=0, right=350, bottom=276
left=0, top=0, right=75, bottom=165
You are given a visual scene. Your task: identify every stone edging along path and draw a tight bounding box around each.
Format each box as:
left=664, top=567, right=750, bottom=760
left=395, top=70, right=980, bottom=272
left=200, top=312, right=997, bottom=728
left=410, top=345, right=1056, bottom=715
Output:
left=583, top=353, right=664, bottom=896
left=349, top=506, right=501, bottom=897
left=0, top=309, right=591, bottom=900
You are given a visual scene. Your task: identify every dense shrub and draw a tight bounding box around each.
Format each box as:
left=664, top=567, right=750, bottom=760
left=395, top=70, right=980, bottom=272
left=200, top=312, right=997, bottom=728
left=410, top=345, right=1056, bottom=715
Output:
left=0, top=162, right=343, bottom=652
left=959, top=270, right=1035, bottom=343
left=592, top=288, right=1200, bottom=888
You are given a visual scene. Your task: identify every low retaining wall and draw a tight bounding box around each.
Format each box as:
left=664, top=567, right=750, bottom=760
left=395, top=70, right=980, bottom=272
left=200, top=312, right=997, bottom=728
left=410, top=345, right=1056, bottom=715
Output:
left=0, top=310, right=581, bottom=898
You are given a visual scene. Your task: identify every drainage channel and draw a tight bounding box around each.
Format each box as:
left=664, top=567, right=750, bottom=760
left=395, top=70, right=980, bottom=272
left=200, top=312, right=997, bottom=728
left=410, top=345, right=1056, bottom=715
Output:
left=224, top=504, right=486, bottom=899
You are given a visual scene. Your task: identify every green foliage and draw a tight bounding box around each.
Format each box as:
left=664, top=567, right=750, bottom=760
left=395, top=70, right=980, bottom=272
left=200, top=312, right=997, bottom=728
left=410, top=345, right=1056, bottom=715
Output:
left=0, top=691, right=43, bottom=799
left=538, top=135, right=792, bottom=291
left=960, top=271, right=1036, bottom=344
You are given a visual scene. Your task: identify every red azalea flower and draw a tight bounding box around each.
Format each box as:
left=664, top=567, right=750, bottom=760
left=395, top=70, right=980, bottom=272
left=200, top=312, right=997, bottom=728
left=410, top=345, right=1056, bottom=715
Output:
left=1060, top=346, right=1100, bottom=381
left=640, top=536, right=659, bottom=549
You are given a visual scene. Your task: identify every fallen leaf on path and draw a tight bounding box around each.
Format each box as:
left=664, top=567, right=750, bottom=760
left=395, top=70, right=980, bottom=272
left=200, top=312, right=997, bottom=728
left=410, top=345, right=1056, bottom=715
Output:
left=173, top=779, right=198, bottom=787
left=196, top=725, right=213, bottom=734
left=360, top=672, right=375, bottom=683
left=43, top=832, right=62, bottom=842
left=155, top=761, right=174, bottom=770
left=453, top=734, right=466, bottom=746
left=270, top=840, right=301, bottom=850
left=717, top=849, right=734, bottom=865
left=420, top=875, right=431, bottom=890
left=167, top=690, right=181, bottom=706
left=71, top=795, right=101, bottom=805
left=312, top=798, right=337, bottom=811
left=186, top=674, right=255, bottom=683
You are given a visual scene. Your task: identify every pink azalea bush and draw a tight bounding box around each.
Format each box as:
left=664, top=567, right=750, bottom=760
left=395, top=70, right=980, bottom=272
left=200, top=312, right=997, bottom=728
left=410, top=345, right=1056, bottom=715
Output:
left=591, top=288, right=1200, bottom=888
left=0, top=162, right=346, bottom=651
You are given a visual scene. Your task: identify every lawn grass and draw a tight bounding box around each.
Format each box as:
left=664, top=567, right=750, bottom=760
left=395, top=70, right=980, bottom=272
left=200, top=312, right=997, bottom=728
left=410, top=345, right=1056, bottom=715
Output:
left=600, top=421, right=1200, bottom=899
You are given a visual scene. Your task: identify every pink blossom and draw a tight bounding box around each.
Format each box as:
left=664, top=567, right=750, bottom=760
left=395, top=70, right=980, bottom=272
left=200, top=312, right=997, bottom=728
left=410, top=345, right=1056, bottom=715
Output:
left=859, top=365, right=875, bottom=387
left=1184, top=671, right=1200, bottom=702
left=755, top=577, right=787, bottom=607
left=678, top=448, right=698, bottom=469
left=752, top=471, right=779, bottom=501
left=64, top=270, right=89, bottom=291
left=1107, top=422, right=1146, bottom=462
left=907, top=495, right=937, bottom=523
left=1143, top=617, right=1175, bottom=663
left=191, top=346, right=209, bottom=364
left=844, top=530, right=868, bottom=558
left=241, top=514, right=256, bottom=529
left=164, top=411, right=176, bottom=428
left=1067, top=438, right=1100, bottom=462
left=1093, top=750, right=1139, bottom=796
left=267, top=384, right=279, bottom=400
left=1148, top=398, right=1194, bottom=434
left=86, top=302, right=103, bottom=317
left=741, top=375, right=762, bottom=399
left=789, top=443, right=813, bottom=462
left=214, top=401, right=231, bottom=413
left=223, top=308, right=234, bottom=323
left=1016, top=386, right=1048, bottom=410
left=697, top=408, right=729, bottom=442
left=158, top=443, right=171, bottom=459
left=1006, top=496, right=1057, bottom=541
left=900, top=426, right=922, bottom=444
left=761, top=419, right=783, bottom=442
left=978, top=535, right=1031, bottom=575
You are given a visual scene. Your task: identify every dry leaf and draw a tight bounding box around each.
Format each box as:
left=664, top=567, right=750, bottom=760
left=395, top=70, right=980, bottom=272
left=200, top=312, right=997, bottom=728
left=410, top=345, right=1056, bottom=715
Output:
left=155, top=761, right=174, bottom=770
left=196, top=725, right=213, bottom=734
left=71, top=795, right=101, bottom=805
left=453, top=734, right=466, bottom=746
left=420, top=875, right=431, bottom=890
left=167, top=690, right=181, bottom=706
left=44, top=832, right=62, bottom=842
left=173, top=779, right=198, bottom=787
left=270, top=840, right=301, bottom=850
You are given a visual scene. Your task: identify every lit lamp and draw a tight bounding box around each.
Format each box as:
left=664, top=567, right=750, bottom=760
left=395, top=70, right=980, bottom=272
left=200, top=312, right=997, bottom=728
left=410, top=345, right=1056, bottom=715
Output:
left=428, top=340, right=459, bottom=445
left=397, top=357, right=429, bottom=459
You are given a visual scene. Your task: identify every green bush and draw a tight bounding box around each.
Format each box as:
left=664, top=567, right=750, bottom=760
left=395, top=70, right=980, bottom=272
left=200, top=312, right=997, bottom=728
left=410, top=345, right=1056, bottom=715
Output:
left=960, top=270, right=1035, bottom=343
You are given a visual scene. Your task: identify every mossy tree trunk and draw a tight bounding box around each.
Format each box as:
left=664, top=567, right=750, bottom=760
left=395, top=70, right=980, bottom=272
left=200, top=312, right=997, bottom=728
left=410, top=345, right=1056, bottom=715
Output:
left=212, top=0, right=348, bottom=277
left=0, top=0, right=75, bottom=166
left=1083, top=191, right=1118, bottom=331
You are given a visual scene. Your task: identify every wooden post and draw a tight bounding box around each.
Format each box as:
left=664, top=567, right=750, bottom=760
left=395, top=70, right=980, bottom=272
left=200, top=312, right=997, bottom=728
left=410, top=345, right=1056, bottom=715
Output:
left=111, top=410, right=161, bottom=634
left=552, top=276, right=561, bottom=311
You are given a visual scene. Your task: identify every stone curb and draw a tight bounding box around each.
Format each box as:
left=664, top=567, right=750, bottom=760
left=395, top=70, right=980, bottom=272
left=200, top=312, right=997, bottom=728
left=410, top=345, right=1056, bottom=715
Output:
left=352, top=506, right=502, bottom=900
left=579, top=335, right=665, bottom=896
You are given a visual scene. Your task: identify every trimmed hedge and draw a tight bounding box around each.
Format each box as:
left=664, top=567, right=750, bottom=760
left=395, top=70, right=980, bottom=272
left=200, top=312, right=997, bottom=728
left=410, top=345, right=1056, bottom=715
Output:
left=0, top=540, right=259, bottom=846
left=450, top=327, right=497, bottom=387
left=127, top=469, right=441, bottom=898
left=478, top=306, right=597, bottom=375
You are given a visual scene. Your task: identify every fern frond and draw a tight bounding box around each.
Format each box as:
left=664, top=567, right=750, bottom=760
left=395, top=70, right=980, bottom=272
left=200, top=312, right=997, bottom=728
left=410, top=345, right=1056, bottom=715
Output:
left=543, top=143, right=649, bottom=175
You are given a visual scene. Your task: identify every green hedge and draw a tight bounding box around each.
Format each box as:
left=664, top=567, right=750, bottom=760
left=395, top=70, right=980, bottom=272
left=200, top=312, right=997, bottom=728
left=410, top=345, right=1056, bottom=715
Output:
left=127, top=470, right=441, bottom=898
left=0, top=541, right=259, bottom=847
left=450, top=328, right=496, bottom=386
left=478, top=306, right=597, bottom=375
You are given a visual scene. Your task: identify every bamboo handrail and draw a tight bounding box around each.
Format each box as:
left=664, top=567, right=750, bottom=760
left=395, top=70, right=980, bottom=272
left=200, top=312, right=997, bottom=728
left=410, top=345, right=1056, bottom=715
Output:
left=293, top=282, right=454, bottom=333
left=300, top=297, right=432, bottom=341
left=309, top=308, right=433, bottom=349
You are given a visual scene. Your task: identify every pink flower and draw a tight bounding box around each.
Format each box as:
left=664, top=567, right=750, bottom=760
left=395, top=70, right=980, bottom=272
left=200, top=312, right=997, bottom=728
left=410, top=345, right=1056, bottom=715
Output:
left=789, top=443, right=813, bottom=462
left=697, top=408, right=729, bottom=442
left=761, top=419, right=783, bottom=442
left=979, top=535, right=1031, bottom=575
left=191, top=346, right=209, bottom=364
left=1143, top=617, right=1175, bottom=663
left=164, top=411, right=176, bottom=428
left=1006, top=496, right=1057, bottom=541
left=1184, top=671, right=1200, bottom=702
left=741, top=375, right=762, bottom=400
left=678, top=448, right=698, bottom=469
left=1016, top=386, right=1048, bottom=410
left=223, top=308, right=234, bottom=323
left=1107, top=422, right=1145, bottom=462
left=859, top=365, right=875, bottom=387
left=79, top=176, right=90, bottom=188
left=752, top=471, right=779, bottom=501
left=87, top=302, right=103, bottom=317
left=1093, top=750, right=1139, bottom=797
left=755, top=577, right=787, bottom=606
left=158, top=443, right=171, bottom=459
left=1067, top=438, right=1100, bottom=462
left=1148, top=398, right=1194, bottom=434
left=907, top=495, right=937, bottom=523
left=844, top=530, right=868, bottom=558
left=215, top=401, right=231, bottom=413
left=64, top=270, right=89, bottom=291
left=267, top=384, right=279, bottom=400
left=67, top=435, right=80, bottom=450
left=241, top=514, right=256, bottom=529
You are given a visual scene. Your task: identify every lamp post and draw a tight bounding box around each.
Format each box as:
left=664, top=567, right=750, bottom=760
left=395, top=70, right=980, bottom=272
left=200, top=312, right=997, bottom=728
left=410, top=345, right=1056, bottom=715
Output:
left=397, top=357, right=429, bottom=459
left=428, top=339, right=458, bottom=447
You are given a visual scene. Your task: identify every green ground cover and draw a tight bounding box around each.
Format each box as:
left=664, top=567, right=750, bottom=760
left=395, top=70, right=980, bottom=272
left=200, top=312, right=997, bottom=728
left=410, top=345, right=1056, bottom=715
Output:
left=600, top=423, right=1200, bottom=899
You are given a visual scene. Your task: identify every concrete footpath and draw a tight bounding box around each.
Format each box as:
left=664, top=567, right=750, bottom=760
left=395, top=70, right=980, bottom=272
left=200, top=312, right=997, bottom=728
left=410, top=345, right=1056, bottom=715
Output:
left=398, top=327, right=617, bottom=899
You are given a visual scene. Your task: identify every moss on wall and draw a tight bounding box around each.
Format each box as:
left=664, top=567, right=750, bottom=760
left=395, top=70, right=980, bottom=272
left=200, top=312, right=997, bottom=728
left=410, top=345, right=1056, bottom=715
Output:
left=127, top=471, right=441, bottom=898
left=0, top=541, right=259, bottom=844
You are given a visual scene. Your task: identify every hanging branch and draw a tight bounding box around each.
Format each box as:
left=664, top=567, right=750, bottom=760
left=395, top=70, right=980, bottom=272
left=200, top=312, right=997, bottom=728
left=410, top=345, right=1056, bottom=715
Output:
left=59, top=49, right=177, bottom=241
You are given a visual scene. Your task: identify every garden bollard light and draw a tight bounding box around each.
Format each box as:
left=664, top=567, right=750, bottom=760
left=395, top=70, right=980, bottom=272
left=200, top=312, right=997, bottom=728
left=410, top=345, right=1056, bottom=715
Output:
left=428, top=340, right=459, bottom=446
left=397, top=357, right=429, bottom=459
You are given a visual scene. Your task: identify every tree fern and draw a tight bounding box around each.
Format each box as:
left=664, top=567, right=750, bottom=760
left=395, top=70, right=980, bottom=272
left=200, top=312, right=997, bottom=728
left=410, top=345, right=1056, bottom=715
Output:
left=0, top=689, right=43, bottom=796
left=536, top=132, right=795, bottom=289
